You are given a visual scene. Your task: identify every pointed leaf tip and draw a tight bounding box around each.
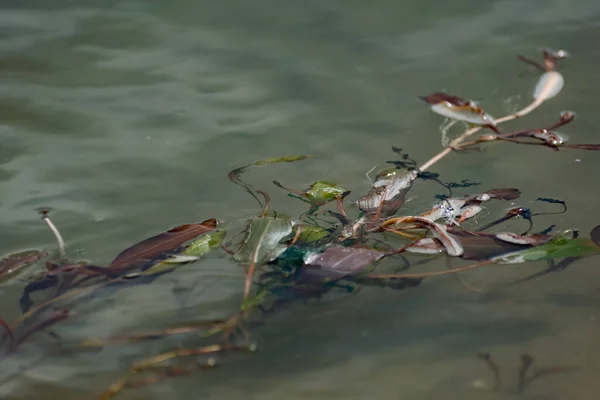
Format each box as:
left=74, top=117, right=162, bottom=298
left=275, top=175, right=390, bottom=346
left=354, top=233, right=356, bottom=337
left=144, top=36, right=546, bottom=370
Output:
left=108, top=219, right=218, bottom=273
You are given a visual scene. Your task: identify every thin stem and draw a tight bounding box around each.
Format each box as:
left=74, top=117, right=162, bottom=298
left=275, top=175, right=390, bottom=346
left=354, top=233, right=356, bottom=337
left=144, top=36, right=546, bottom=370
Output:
left=517, top=54, right=547, bottom=72
left=0, top=317, right=14, bottom=350
left=257, top=190, right=271, bottom=218
left=13, top=309, right=71, bottom=350
left=367, top=259, right=494, bottom=279
left=517, top=354, right=534, bottom=394
left=447, top=257, right=485, bottom=294
left=76, top=320, right=225, bottom=348
left=336, top=195, right=348, bottom=219
left=477, top=353, right=502, bottom=392
left=42, top=216, right=66, bottom=261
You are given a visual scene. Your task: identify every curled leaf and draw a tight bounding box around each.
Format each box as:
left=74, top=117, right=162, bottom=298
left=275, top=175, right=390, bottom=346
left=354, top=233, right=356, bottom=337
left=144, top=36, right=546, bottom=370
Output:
left=533, top=71, right=564, bottom=102
left=357, top=168, right=418, bottom=216
left=495, top=232, right=553, bottom=246
left=405, top=238, right=445, bottom=254
left=420, top=92, right=496, bottom=127
left=382, top=216, right=464, bottom=256
left=419, top=92, right=468, bottom=106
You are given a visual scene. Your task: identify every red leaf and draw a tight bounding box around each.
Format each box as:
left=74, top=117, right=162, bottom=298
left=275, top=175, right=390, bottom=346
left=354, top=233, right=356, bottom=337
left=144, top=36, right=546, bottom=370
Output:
left=107, top=218, right=217, bottom=272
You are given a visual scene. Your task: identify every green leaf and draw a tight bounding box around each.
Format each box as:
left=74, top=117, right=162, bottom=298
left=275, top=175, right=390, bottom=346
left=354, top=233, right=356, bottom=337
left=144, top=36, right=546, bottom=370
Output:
left=296, top=224, right=331, bottom=244
left=492, top=236, right=600, bottom=264
left=305, top=181, right=348, bottom=205
left=181, top=229, right=226, bottom=257
left=233, top=216, right=294, bottom=266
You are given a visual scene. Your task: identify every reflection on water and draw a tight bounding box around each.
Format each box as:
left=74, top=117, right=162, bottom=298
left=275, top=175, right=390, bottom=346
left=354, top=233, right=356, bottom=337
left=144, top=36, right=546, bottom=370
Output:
left=2, top=0, right=600, bottom=398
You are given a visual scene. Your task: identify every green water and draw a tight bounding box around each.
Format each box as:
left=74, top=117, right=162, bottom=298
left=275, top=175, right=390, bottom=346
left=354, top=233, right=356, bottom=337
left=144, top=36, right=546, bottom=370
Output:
left=2, top=0, right=600, bottom=398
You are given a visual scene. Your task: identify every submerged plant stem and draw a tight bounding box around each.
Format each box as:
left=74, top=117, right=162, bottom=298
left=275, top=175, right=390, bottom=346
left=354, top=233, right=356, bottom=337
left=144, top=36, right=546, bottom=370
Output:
left=0, top=317, right=14, bottom=350
left=477, top=353, right=502, bottom=392
left=101, top=344, right=253, bottom=399
left=367, top=259, right=494, bottom=279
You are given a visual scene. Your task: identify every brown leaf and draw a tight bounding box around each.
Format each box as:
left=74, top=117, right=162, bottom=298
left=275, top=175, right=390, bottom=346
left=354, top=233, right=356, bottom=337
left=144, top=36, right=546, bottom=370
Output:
left=483, top=188, right=522, bottom=201
left=108, top=218, right=217, bottom=272
left=419, top=92, right=468, bottom=106
left=301, top=246, right=386, bottom=280
left=451, top=231, right=527, bottom=260
left=0, top=250, right=47, bottom=282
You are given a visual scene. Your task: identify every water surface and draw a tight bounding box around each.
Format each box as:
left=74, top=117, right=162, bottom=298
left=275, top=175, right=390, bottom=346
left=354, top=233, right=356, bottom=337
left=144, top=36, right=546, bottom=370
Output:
left=2, top=0, right=600, bottom=399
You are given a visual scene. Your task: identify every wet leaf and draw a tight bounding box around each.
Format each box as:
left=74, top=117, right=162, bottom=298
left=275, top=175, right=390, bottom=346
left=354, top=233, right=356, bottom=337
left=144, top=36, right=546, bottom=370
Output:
left=108, top=218, right=218, bottom=273
left=405, top=238, right=445, bottom=254
left=419, top=92, right=468, bottom=106
left=274, top=180, right=349, bottom=206
left=492, top=236, right=600, bottom=264
left=295, top=224, right=332, bottom=244
left=452, top=232, right=530, bottom=260
left=495, top=232, right=553, bottom=246
left=0, top=250, right=47, bottom=283
left=233, top=216, right=295, bottom=266
left=478, top=188, right=522, bottom=201
left=357, top=168, right=418, bottom=216
left=382, top=216, right=464, bottom=256
left=533, top=71, right=564, bottom=101
left=302, top=245, right=386, bottom=279
left=305, top=181, right=349, bottom=205
left=132, top=229, right=226, bottom=277
left=420, top=92, right=496, bottom=126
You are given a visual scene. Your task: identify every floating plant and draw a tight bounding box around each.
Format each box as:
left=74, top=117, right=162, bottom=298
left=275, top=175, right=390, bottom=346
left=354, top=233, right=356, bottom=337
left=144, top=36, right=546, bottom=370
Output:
left=0, top=47, right=599, bottom=400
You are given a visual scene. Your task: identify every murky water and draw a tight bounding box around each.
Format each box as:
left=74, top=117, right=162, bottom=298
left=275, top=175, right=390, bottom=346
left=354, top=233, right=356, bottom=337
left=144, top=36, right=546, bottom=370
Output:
left=2, top=0, right=600, bottom=398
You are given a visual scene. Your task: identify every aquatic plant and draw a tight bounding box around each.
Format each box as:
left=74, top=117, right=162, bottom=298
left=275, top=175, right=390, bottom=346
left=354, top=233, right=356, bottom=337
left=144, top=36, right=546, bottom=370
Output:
left=1, top=48, right=599, bottom=399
